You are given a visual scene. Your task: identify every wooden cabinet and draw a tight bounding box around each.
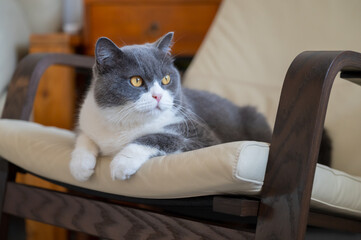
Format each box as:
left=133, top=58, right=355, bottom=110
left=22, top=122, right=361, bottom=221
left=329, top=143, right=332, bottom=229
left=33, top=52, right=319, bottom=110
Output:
left=30, top=33, right=81, bottom=130
left=83, top=0, right=221, bottom=56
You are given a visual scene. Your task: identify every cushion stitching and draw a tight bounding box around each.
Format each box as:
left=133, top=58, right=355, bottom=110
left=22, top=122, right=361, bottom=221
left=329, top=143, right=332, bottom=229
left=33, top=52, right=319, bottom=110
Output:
left=311, top=198, right=361, bottom=215
left=317, top=164, right=361, bottom=183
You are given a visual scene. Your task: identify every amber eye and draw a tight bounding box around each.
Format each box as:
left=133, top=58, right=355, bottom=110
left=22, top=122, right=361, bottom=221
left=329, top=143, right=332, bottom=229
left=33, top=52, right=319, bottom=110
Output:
left=161, top=75, right=171, bottom=85
left=130, top=76, right=143, bottom=87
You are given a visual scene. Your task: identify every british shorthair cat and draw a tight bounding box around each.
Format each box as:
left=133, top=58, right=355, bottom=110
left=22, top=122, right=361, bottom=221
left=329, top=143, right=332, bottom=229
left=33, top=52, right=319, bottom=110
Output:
left=70, top=32, right=274, bottom=181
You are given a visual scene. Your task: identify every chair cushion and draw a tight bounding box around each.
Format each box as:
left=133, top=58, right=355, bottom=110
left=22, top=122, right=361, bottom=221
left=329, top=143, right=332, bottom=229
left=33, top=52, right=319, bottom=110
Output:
left=0, top=119, right=269, bottom=198
left=183, top=0, right=361, bottom=177
left=0, top=120, right=360, bottom=218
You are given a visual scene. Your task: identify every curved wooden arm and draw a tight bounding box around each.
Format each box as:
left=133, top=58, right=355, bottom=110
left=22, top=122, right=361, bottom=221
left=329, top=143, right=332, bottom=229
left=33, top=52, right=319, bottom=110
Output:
left=256, top=51, right=361, bottom=239
left=1, top=53, right=94, bottom=120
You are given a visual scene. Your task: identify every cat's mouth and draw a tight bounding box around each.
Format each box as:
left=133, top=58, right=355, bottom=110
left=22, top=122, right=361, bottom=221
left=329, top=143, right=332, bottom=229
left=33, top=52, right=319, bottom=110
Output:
left=137, top=103, right=163, bottom=115
left=152, top=99, right=166, bottom=110
left=135, top=96, right=172, bottom=115
left=152, top=103, right=165, bottom=112
left=147, top=102, right=169, bottom=114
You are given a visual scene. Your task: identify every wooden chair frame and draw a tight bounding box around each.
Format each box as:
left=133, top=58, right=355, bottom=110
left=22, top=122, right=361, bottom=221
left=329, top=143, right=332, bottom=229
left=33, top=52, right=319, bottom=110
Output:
left=1, top=51, right=361, bottom=239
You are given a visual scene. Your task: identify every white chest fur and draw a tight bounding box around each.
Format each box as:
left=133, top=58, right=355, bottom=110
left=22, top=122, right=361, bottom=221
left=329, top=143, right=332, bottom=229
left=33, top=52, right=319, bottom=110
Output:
left=78, top=91, right=183, bottom=156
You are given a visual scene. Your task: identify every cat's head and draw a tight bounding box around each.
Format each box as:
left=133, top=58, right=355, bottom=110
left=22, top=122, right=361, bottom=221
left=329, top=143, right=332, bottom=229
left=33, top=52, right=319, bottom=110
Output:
left=92, top=32, right=182, bottom=120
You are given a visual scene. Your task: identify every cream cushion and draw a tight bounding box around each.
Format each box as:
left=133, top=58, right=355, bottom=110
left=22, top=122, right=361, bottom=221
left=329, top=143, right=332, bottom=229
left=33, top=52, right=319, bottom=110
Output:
left=0, top=120, right=361, bottom=218
left=183, top=0, right=361, bottom=176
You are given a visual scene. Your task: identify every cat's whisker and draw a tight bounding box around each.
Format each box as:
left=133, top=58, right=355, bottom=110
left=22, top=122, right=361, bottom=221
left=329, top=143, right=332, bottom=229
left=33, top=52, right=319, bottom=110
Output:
left=107, top=104, right=139, bottom=125
left=172, top=101, right=202, bottom=123
left=174, top=102, right=209, bottom=128
left=170, top=104, right=201, bottom=137
left=109, top=106, right=131, bottom=123
left=177, top=110, right=193, bottom=137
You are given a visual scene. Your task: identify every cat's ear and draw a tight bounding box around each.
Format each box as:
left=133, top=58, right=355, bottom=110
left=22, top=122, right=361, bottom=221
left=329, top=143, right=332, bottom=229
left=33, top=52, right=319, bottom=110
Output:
left=95, top=37, right=122, bottom=65
left=154, top=32, right=174, bottom=52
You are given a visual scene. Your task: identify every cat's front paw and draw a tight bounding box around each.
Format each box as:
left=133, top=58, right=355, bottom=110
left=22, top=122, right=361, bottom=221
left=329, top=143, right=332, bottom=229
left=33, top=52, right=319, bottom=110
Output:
left=110, top=144, right=156, bottom=180
left=70, top=149, right=97, bottom=181
left=110, top=155, right=141, bottom=180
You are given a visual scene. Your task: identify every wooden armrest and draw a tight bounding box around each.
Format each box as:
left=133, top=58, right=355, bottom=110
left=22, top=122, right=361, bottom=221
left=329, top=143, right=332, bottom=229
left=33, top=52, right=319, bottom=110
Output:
left=256, top=51, right=361, bottom=239
left=1, top=53, right=94, bottom=120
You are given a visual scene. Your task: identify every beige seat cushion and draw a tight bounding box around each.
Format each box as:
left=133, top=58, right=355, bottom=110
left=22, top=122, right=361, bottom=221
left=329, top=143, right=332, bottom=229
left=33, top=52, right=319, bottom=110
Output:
left=0, top=119, right=360, bottom=218
left=183, top=0, right=361, bottom=176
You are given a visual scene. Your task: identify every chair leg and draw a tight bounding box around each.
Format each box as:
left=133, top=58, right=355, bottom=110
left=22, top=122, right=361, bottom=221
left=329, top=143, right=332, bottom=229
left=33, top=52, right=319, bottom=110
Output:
left=0, top=214, right=10, bottom=240
left=0, top=158, right=19, bottom=240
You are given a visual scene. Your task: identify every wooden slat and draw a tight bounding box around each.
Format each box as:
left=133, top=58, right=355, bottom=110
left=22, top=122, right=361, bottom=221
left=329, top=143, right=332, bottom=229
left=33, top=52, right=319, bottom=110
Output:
left=213, top=197, right=259, bottom=217
left=3, top=183, right=254, bottom=240
left=340, top=71, right=361, bottom=86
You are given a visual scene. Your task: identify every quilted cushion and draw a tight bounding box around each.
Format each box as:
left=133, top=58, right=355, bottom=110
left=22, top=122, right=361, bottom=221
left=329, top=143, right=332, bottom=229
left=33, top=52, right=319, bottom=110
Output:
left=0, top=119, right=360, bottom=219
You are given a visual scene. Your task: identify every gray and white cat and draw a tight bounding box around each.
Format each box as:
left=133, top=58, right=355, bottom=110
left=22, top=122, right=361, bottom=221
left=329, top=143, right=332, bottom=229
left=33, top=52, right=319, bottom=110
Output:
left=69, top=32, right=272, bottom=181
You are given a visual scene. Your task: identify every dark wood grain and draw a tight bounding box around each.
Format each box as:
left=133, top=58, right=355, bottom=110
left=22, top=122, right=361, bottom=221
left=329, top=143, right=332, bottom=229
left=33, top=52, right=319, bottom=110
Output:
left=213, top=197, right=259, bottom=217
left=0, top=157, right=18, bottom=240
left=1, top=53, right=94, bottom=121
left=256, top=51, right=361, bottom=240
left=0, top=158, right=11, bottom=240
left=3, top=182, right=254, bottom=240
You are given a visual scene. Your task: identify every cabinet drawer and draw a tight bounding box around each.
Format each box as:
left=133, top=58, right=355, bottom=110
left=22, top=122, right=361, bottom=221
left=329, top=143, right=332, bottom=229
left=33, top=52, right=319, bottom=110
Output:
left=84, top=0, right=221, bottom=56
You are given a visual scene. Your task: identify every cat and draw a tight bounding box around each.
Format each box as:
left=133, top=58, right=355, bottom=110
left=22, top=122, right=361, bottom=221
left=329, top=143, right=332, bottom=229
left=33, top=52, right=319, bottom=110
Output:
left=69, top=32, right=329, bottom=182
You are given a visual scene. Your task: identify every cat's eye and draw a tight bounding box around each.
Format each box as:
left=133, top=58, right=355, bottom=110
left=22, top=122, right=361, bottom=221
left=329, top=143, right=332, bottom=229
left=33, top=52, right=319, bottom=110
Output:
left=162, top=75, right=171, bottom=85
left=130, top=76, right=143, bottom=87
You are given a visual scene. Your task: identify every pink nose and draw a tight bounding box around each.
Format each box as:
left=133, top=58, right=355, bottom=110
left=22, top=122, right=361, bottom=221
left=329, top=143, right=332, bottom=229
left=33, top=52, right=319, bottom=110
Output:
left=152, top=94, right=162, bottom=102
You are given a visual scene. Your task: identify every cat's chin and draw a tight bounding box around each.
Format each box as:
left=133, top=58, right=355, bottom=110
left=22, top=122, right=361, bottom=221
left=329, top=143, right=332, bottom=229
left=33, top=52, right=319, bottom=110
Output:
left=144, top=107, right=164, bottom=116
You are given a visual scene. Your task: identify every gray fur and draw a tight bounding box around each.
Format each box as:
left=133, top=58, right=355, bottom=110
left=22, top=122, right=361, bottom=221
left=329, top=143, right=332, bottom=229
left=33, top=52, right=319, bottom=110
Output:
left=134, top=133, right=185, bottom=154
left=92, top=33, right=272, bottom=154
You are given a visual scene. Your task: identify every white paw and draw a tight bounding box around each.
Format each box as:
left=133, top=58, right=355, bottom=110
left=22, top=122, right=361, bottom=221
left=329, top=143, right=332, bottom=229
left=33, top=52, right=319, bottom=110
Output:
left=110, top=155, right=142, bottom=180
left=110, top=144, right=159, bottom=181
left=70, top=149, right=97, bottom=181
